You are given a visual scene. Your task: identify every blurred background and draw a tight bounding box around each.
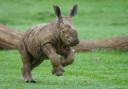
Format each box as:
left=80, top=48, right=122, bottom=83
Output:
left=0, top=0, right=128, bottom=39
left=0, top=0, right=128, bottom=89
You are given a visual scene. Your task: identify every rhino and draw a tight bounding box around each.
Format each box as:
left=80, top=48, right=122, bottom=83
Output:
left=18, top=5, right=79, bottom=83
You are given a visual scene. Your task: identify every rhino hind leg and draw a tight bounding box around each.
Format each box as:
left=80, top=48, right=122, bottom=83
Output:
left=21, top=54, right=36, bottom=83
left=19, top=44, right=36, bottom=83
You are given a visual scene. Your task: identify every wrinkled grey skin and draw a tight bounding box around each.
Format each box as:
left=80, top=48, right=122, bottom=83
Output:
left=18, top=5, right=79, bottom=83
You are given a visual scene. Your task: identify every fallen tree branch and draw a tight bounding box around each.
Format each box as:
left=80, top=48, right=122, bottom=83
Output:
left=0, top=24, right=128, bottom=52
left=0, top=24, right=23, bottom=49
left=74, top=36, right=128, bottom=52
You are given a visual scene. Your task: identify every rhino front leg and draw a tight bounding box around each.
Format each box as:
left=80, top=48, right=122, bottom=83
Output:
left=61, top=48, right=75, bottom=67
left=42, top=44, right=64, bottom=76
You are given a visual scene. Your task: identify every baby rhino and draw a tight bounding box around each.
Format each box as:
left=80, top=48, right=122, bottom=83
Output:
left=19, top=5, right=79, bottom=83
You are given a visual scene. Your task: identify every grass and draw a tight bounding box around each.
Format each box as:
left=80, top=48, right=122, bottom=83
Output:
left=0, top=50, right=128, bottom=89
left=0, top=0, right=128, bottom=89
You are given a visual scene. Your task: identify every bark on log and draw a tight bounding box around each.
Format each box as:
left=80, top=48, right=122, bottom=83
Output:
left=0, top=24, right=23, bottom=49
left=97, top=36, right=128, bottom=51
left=0, top=24, right=128, bottom=52
left=74, top=36, right=128, bottom=52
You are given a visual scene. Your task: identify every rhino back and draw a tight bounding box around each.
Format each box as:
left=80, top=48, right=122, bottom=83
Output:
left=23, top=23, right=56, bottom=58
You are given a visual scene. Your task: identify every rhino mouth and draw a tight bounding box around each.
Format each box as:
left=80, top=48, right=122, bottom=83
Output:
left=61, top=40, right=79, bottom=53
left=62, top=45, right=70, bottom=53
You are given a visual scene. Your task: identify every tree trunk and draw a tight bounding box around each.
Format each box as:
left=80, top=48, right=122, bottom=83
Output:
left=0, top=24, right=128, bottom=52
left=74, top=36, right=128, bottom=52
left=0, top=24, right=23, bottom=49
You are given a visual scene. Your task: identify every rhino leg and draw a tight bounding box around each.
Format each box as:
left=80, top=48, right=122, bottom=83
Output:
left=61, top=48, right=75, bottom=67
left=42, top=44, right=64, bottom=76
left=19, top=43, right=35, bottom=83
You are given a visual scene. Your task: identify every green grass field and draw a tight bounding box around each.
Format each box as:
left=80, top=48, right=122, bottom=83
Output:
left=0, top=0, right=128, bottom=89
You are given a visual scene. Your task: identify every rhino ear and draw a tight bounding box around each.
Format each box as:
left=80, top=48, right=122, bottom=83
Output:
left=69, top=4, right=78, bottom=17
left=53, top=5, right=61, bottom=18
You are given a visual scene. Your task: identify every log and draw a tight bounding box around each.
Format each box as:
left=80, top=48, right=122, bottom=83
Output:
left=74, top=36, right=128, bottom=52
left=74, top=40, right=99, bottom=52
left=0, top=24, right=128, bottom=52
left=97, top=36, right=128, bottom=51
left=0, top=24, right=23, bottom=49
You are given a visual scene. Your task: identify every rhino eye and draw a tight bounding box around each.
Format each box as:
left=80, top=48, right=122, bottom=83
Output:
left=62, top=30, right=67, bottom=33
